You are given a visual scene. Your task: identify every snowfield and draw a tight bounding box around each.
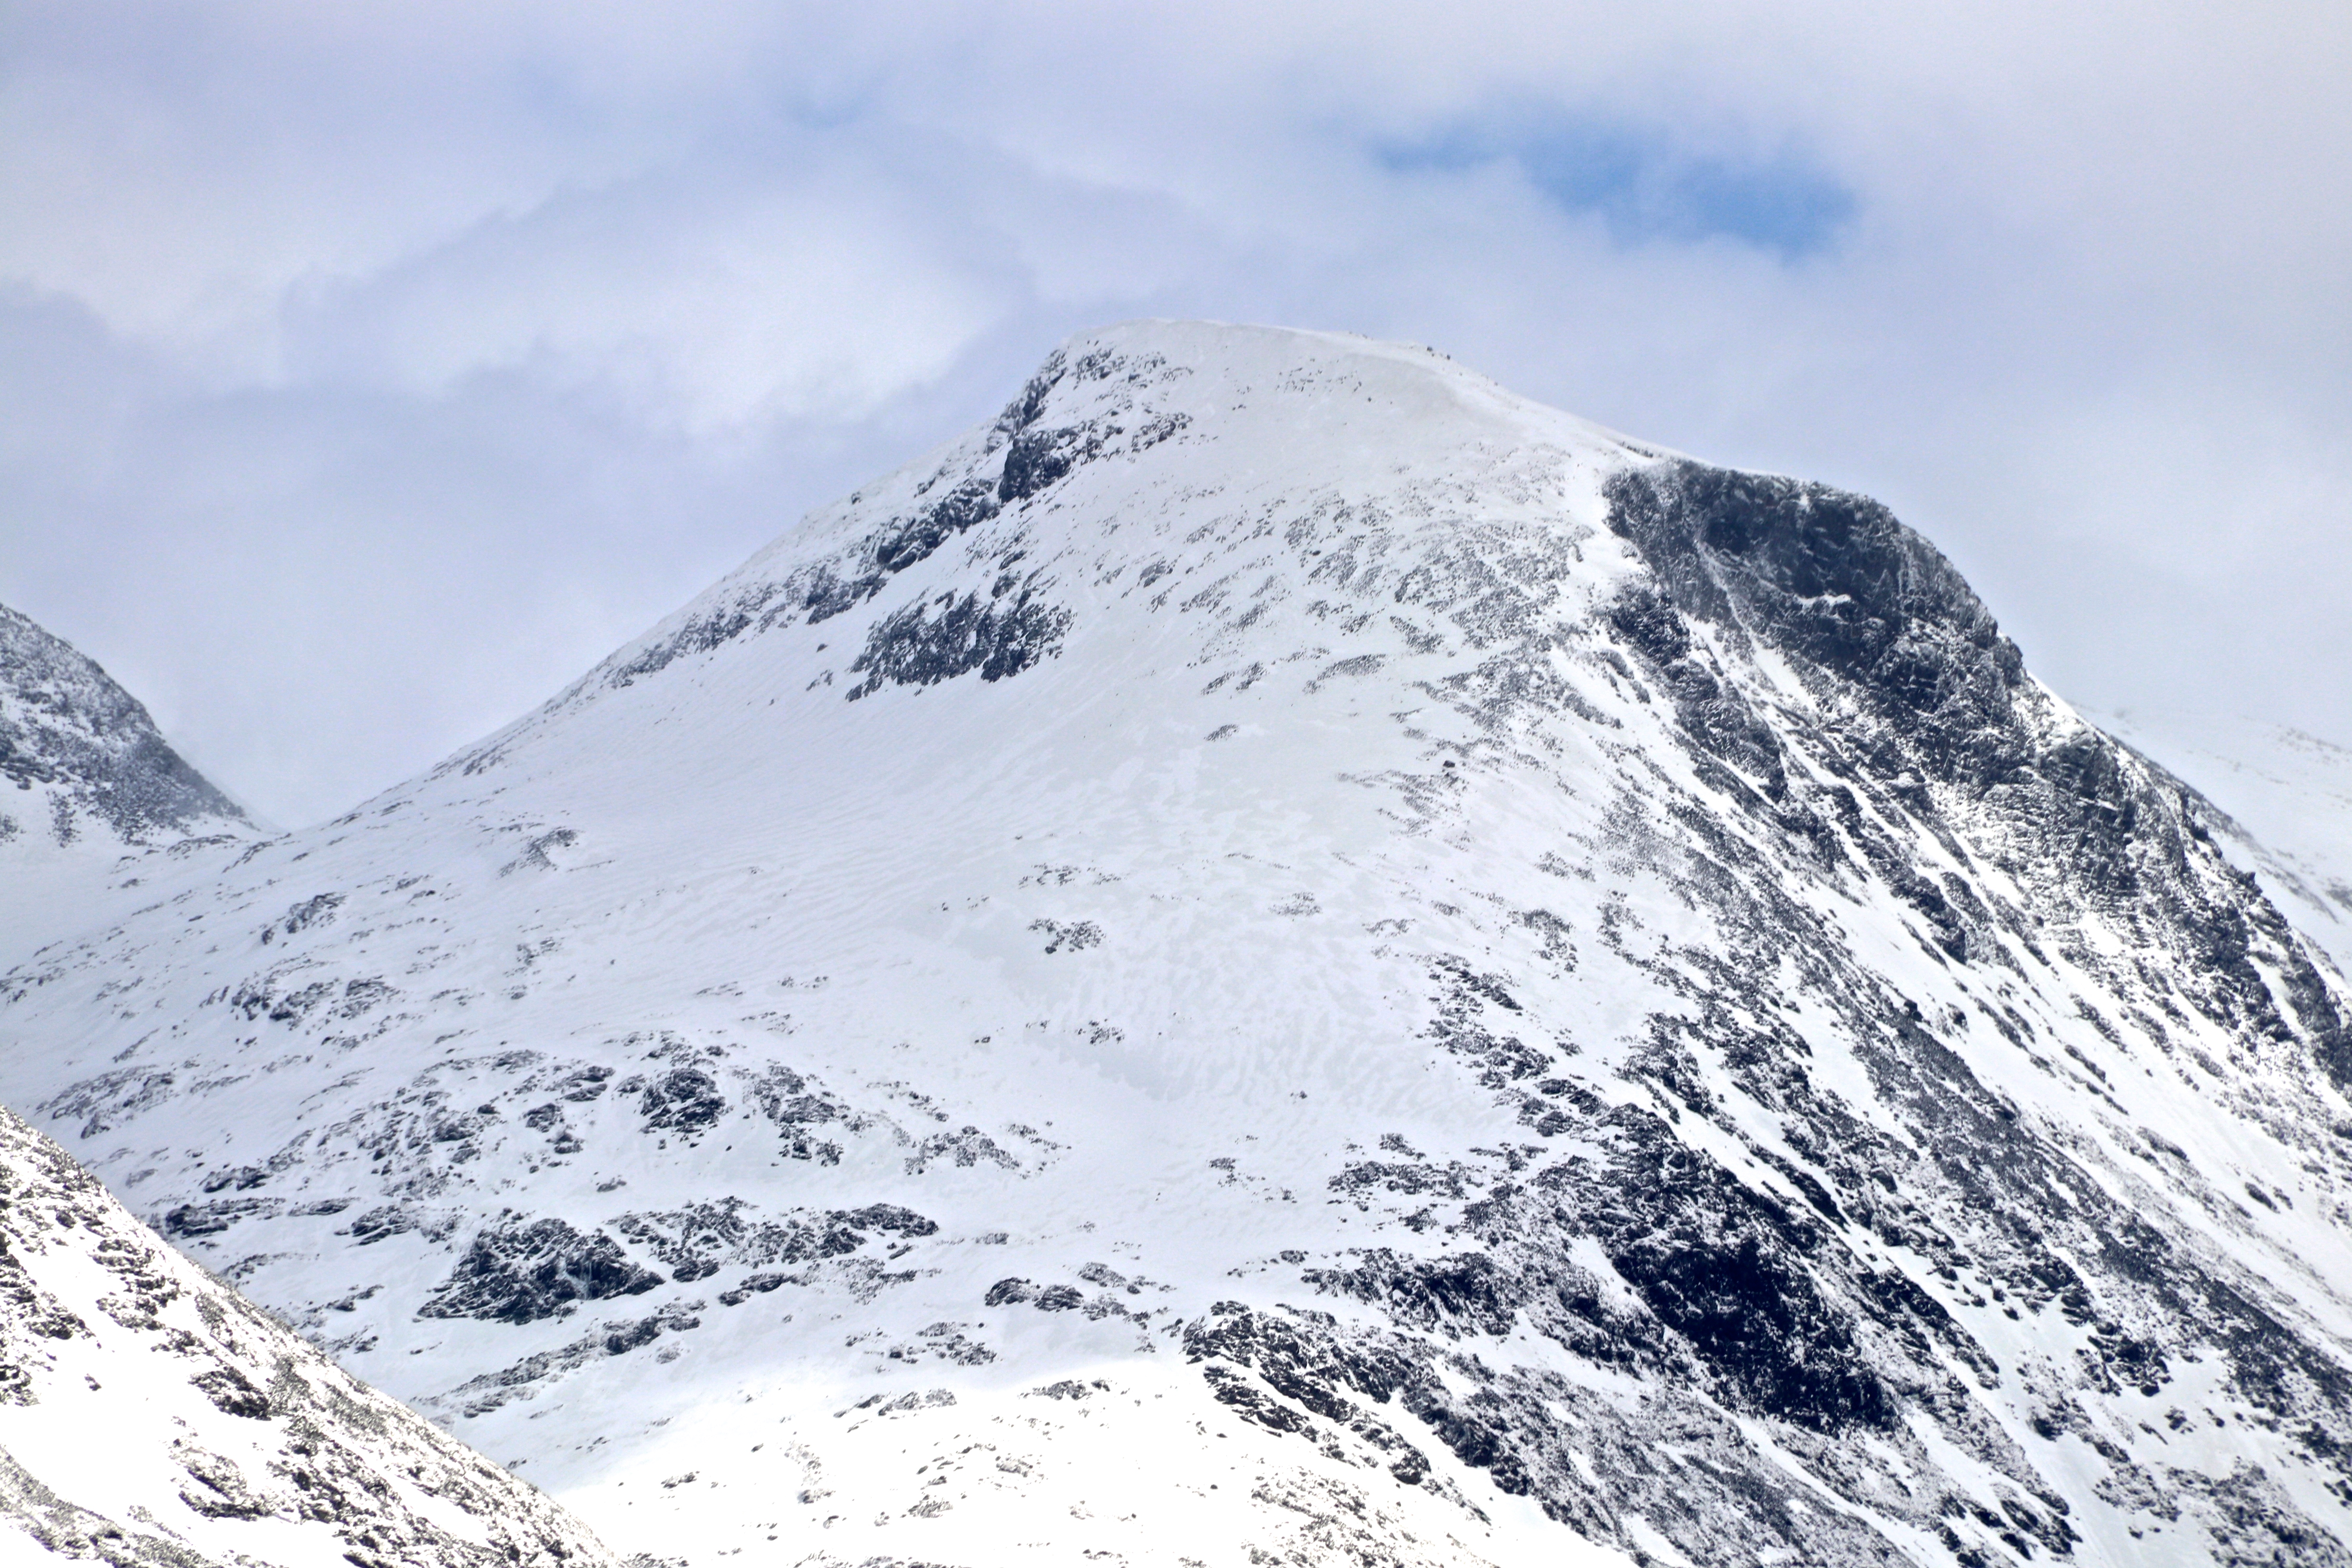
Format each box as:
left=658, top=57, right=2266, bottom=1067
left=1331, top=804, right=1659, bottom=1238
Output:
left=4, top=321, right=2351, bottom=1568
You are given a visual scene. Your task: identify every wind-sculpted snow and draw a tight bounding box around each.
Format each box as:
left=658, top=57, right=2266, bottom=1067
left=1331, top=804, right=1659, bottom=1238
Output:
left=0, top=1100, right=625, bottom=1567
left=4, top=321, right=2351, bottom=1568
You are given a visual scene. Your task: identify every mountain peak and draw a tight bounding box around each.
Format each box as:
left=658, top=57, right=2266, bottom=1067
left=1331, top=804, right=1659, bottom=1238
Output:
left=0, top=601, right=249, bottom=849
left=0, top=601, right=258, bottom=966
left=450, top=318, right=1646, bottom=769
left=5, top=328, right=2351, bottom=1568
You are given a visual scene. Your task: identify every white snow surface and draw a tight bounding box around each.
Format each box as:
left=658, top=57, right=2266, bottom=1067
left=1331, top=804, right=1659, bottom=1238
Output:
left=2099, top=708, right=2352, bottom=979
left=1, top=321, right=2349, bottom=1568
left=0, top=1098, right=623, bottom=1567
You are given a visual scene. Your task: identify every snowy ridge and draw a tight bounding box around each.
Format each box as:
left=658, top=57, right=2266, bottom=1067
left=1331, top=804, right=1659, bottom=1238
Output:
left=2, top=321, right=2350, bottom=1568
left=0, top=1098, right=624, bottom=1567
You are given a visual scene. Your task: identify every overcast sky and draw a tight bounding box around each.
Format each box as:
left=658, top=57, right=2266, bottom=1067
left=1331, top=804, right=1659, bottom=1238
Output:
left=6, top=2, right=2350, bottom=828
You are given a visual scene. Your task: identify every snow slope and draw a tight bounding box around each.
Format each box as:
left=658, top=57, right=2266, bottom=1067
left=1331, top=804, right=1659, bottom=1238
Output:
left=2098, top=709, right=2352, bottom=982
left=0, top=602, right=256, bottom=968
left=0, top=1098, right=624, bottom=1567
left=4, top=321, right=2350, bottom=1568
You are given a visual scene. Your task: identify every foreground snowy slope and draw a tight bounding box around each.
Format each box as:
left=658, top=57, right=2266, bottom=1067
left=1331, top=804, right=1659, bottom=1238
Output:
left=0, top=602, right=256, bottom=967
left=5, top=322, right=2352, bottom=1568
left=0, top=1100, right=624, bottom=1567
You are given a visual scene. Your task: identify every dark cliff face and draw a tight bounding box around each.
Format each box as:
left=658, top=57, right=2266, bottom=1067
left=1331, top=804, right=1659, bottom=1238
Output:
left=0, top=602, right=247, bottom=845
left=1605, top=464, right=2024, bottom=775
left=1602, top=461, right=2349, bottom=1089
left=1191, top=457, right=2352, bottom=1568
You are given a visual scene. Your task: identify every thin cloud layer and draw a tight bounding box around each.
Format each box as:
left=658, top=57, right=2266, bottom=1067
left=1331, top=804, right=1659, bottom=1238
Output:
left=4, top=0, right=2349, bottom=824
left=1381, top=114, right=1856, bottom=259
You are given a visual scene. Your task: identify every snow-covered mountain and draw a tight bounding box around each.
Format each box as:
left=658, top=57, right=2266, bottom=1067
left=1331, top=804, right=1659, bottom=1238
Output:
left=0, top=1097, right=624, bottom=1567
left=4, top=321, right=2351, bottom=1568
left=0, top=602, right=256, bottom=967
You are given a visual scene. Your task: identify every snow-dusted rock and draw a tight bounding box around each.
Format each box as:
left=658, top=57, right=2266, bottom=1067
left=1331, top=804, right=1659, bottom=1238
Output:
left=0, top=1098, right=624, bottom=1567
left=0, top=601, right=256, bottom=967
left=4, top=321, right=2351, bottom=1567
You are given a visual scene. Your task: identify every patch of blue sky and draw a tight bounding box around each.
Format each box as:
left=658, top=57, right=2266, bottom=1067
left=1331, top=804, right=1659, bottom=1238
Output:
left=1382, top=116, right=1855, bottom=260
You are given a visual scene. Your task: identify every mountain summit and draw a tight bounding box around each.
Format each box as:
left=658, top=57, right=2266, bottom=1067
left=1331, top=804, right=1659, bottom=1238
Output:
left=3, top=322, right=2349, bottom=1568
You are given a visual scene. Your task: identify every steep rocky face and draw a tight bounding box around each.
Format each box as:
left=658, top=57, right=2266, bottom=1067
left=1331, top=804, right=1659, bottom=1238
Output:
left=2, top=323, right=2349, bottom=1568
left=0, top=1100, right=625, bottom=1568
left=1601, top=459, right=2350, bottom=1085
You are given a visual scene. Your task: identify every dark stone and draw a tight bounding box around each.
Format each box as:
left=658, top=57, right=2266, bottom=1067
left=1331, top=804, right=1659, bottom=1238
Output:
left=993, top=352, right=1065, bottom=438
left=1604, top=464, right=2024, bottom=774
left=800, top=567, right=887, bottom=626
left=744, top=1065, right=846, bottom=1163
left=718, top=1272, right=788, bottom=1307
left=162, top=1199, right=274, bottom=1239
left=632, top=1069, right=727, bottom=1138
left=604, top=1318, right=662, bottom=1355
left=559, top=1065, right=612, bottom=1102
left=844, top=587, right=1072, bottom=700
left=606, top=584, right=784, bottom=686
left=998, top=423, right=1104, bottom=503
left=833, top=1205, right=938, bottom=1238
left=259, top=893, right=343, bottom=946
left=1305, top=1250, right=1519, bottom=1339
left=419, top=1218, right=662, bottom=1324
left=340, top=1206, right=410, bottom=1246
left=874, top=479, right=1001, bottom=573
left=192, top=1364, right=271, bottom=1419
left=1204, top=1364, right=1312, bottom=1433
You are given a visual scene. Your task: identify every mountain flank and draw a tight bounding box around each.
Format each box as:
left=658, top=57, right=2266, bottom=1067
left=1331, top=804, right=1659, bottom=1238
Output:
left=0, top=603, right=247, bottom=847
left=0, top=1098, right=626, bottom=1567
left=0, top=322, right=2348, bottom=1568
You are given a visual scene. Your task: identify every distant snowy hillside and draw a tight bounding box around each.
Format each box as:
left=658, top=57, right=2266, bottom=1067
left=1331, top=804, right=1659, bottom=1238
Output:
left=3, top=322, right=2350, bottom=1568
left=0, top=602, right=255, bottom=966
left=0, top=1099, right=623, bottom=1567
left=2098, top=710, right=2352, bottom=980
